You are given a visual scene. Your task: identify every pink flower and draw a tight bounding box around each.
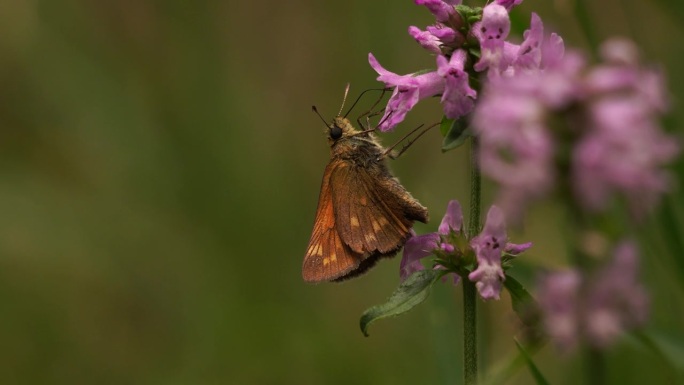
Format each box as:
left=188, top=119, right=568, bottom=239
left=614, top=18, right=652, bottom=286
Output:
left=400, top=200, right=463, bottom=281
left=538, top=241, right=649, bottom=351
left=436, top=50, right=477, bottom=119
left=368, top=51, right=477, bottom=130
left=400, top=201, right=531, bottom=299
left=409, top=26, right=443, bottom=55
left=472, top=72, right=560, bottom=222
left=415, top=0, right=458, bottom=23
left=469, top=206, right=531, bottom=300
left=473, top=4, right=511, bottom=74
left=368, top=53, right=444, bottom=131
left=496, top=0, right=524, bottom=11
left=573, top=39, right=679, bottom=215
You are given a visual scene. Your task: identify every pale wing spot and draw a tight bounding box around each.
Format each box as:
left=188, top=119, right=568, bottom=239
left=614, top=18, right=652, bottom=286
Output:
left=330, top=253, right=337, bottom=262
left=365, top=233, right=377, bottom=243
left=323, top=257, right=330, bottom=266
left=315, top=244, right=323, bottom=256
left=378, top=217, right=390, bottom=226
left=372, top=219, right=382, bottom=232
left=359, top=196, right=368, bottom=206
left=350, top=216, right=360, bottom=227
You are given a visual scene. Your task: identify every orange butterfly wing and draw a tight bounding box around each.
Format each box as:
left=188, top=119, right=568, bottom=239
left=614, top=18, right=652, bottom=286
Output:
left=302, top=160, right=363, bottom=283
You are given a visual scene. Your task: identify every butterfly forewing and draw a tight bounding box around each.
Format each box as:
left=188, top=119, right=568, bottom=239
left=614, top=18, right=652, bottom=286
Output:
left=303, top=161, right=362, bottom=282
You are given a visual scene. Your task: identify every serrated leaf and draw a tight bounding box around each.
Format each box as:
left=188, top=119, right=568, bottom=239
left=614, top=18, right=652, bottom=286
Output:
left=514, top=339, right=550, bottom=385
left=441, top=118, right=471, bottom=152
left=360, top=269, right=445, bottom=337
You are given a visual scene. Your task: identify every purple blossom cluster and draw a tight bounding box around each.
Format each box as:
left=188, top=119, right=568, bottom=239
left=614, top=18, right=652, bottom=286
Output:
left=369, top=0, right=679, bottom=220
left=474, top=37, right=679, bottom=221
left=365, top=0, right=676, bottom=352
left=369, top=1, right=552, bottom=131
left=400, top=200, right=531, bottom=300
left=537, top=241, right=649, bottom=351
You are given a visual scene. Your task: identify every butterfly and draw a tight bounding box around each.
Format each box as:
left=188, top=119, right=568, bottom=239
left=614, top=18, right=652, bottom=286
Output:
left=302, top=99, right=429, bottom=283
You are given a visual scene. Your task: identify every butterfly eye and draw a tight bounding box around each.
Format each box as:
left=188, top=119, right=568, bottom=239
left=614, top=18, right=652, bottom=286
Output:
left=330, top=125, right=343, bottom=140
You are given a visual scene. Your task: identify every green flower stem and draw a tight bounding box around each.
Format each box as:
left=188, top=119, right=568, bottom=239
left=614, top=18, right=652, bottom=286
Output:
left=468, top=136, right=482, bottom=236
left=564, top=205, right=606, bottom=385
left=574, top=0, right=600, bottom=56
left=586, top=346, right=605, bottom=385
left=464, top=135, right=481, bottom=385
left=463, top=280, right=478, bottom=385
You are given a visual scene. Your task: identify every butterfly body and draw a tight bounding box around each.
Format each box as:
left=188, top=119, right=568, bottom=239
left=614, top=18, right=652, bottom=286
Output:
left=303, top=117, right=429, bottom=283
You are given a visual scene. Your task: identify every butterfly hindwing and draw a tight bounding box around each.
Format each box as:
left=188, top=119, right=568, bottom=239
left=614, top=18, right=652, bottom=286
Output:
left=331, top=161, right=416, bottom=257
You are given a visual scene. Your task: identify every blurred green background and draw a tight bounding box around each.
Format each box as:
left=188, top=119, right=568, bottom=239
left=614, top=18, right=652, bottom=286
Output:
left=0, top=1, right=682, bottom=384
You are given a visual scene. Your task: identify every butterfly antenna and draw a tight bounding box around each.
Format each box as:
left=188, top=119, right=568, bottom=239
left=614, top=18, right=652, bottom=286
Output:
left=337, top=83, right=351, bottom=117
left=344, top=87, right=391, bottom=119
left=311, top=106, right=329, bottom=128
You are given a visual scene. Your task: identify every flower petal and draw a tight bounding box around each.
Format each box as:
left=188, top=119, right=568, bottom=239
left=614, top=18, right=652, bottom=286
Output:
left=438, top=199, right=464, bottom=235
left=400, top=232, right=441, bottom=280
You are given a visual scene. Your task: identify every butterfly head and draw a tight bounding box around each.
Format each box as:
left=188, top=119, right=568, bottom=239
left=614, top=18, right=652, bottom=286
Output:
left=327, top=116, right=360, bottom=143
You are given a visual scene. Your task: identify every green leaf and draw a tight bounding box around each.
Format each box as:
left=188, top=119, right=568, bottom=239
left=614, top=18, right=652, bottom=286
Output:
left=439, top=116, right=455, bottom=136
left=647, top=196, right=684, bottom=290
left=514, top=339, right=550, bottom=385
left=360, top=269, right=445, bottom=337
left=504, top=275, right=544, bottom=345
left=504, top=275, right=534, bottom=314
left=441, top=117, right=471, bottom=152
left=631, top=330, right=684, bottom=376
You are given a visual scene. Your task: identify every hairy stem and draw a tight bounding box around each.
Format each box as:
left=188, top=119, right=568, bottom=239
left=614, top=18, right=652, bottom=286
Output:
left=464, top=135, right=481, bottom=385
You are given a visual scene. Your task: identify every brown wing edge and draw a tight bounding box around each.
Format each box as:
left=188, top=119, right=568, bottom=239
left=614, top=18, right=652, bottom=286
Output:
left=303, top=161, right=365, bottom=283
left=330, top=240, right=408, bottom=282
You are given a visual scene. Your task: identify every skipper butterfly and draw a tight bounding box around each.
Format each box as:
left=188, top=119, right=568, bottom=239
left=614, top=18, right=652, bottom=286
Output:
left=303, top=87, right=429, bottom=282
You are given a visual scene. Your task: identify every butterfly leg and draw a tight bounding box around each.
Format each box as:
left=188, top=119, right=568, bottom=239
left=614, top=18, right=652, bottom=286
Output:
left=382, top=122, right=439, bottom=159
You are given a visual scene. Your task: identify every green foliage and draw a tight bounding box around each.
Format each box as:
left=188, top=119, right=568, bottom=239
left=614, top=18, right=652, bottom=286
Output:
left=360, top=269, right=446, bottom=336
left=514, top=339, right=550, bottom=385
left=441, top=116, right=472, bottom=152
